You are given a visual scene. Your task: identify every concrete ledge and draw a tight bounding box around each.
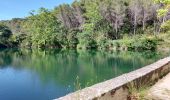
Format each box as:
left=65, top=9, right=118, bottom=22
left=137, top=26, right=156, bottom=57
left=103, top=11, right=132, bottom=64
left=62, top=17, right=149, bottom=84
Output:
left=56, top=57, right=170, bottom=100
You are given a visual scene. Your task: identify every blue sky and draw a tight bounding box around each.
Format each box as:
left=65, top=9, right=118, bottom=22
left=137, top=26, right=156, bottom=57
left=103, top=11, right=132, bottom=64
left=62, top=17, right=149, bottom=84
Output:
left=0, top=0, right=74, bottom=20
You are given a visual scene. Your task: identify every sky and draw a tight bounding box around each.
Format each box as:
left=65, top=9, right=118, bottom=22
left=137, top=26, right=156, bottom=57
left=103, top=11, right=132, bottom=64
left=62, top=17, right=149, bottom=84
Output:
left=0, top=0, right=74, bottom=20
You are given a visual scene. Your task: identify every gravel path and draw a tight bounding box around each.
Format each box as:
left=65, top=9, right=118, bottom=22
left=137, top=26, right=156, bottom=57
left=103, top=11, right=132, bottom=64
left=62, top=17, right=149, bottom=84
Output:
left=147, top=73, right=170, bottom=100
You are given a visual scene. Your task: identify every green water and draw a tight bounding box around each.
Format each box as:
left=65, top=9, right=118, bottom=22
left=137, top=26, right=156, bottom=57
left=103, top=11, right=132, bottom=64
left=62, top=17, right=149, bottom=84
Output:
left=0, top=49, right=169, bottom=100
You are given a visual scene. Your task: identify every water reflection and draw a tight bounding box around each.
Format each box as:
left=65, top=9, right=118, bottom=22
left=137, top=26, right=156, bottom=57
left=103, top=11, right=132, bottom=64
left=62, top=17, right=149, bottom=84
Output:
left=0, top=49, right=169, bottom=99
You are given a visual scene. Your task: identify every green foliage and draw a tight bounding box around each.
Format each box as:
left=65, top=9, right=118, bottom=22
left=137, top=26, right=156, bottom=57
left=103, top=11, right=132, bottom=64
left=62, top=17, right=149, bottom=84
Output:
left=1, top=0, right=169, bottom=51
left=154, top=0, right=170, bottom=31
left=128, top=37, right=158, bottom=51
left=67, top=30, right=79, bottom=49
left=154, top=0, right=170, bottom=5
left=97, top=38, right=110, bottom=50
left=161, top=20, right=170, bottom=31
left=0, top=24, right=12, bottom=48
left=157, top=9, right=169, bottom=17
left=108, top=36, right=158, bottom=51
left=0, top=24, right=12, bottom=39
left=83, top=0, right=103, bottom=32
left=77, top=32, right=97, bottom=49
left=9, top=34, right=27, bottom=48
left=20, top=35, right=32, bottom=48
left=0, top=18, right=26, bottom=35
left=23, top=8, right=64, bottom=49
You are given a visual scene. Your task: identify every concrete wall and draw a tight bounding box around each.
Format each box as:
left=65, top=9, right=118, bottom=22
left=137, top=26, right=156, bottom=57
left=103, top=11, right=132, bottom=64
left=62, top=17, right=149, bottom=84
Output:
left=56, top=57, right=170, bottom=100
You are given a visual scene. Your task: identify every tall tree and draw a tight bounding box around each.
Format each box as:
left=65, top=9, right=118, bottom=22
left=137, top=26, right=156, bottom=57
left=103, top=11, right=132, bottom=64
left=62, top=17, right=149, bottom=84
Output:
left=83, top=0, right=103, bottom=32
left=24, top=8, right=64, bottom=48
left=55, top=4, right=80, bottom=29
left=72, top=1, right=85, bottom=29
left=0, top=24, right=12, bottom=47
left=154, top=0, right=170, bottom=32
left=100, top=0, right=126, bottom=39
left=129, top=0, right=142, bottom=35
left=140, top=0, right=153, bottom=31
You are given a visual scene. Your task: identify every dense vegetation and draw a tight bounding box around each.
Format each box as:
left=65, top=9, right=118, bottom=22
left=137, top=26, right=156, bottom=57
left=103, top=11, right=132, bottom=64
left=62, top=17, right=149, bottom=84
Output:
left=0, top=24, right=12, bottom=47
left=0, top=0, right=170, bottom=51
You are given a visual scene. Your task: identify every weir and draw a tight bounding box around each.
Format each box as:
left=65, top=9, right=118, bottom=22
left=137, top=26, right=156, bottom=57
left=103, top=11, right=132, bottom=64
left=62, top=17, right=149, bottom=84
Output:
left=56, top=57, right=170, bottom=100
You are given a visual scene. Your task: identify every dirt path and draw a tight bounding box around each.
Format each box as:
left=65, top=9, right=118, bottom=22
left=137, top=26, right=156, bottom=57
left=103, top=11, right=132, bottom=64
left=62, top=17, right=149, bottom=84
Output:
left=147, top=73, right=170, bottom=100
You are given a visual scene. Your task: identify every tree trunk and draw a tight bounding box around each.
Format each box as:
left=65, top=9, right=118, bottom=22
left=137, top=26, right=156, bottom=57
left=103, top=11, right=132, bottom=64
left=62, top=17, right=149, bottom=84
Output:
left=134, top=14, right=137, bottom=35
left=143, top=20, right=145, bottom=31
left=142, top=8, right=145, bottom=31
left=154, top=20, right=156, bottom=35
left=115, top=18, right=118, bottom=39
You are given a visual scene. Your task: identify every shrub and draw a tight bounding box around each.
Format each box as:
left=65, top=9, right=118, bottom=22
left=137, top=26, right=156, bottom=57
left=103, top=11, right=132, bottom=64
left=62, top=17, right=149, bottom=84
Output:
left=128, top=37, right=158, bottom=51
left=77, top=32, right=97, bottom=50
left=0, top=24, right=12, bottom=48
left=96, top=35, right=111, bottom=50
left=67, top=30, right=79, bottom=49
left=108, top=36, right=158, bottom=51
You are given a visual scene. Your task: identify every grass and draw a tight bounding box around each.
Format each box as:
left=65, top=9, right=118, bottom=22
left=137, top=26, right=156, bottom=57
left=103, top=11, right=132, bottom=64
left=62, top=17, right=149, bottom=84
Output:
left=127, top=76, right=157, bottom=100
left=128, top=83, right=152, bottom=100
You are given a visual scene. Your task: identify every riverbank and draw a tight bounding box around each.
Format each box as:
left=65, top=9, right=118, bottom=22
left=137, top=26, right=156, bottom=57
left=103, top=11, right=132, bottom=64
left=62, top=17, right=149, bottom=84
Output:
left=97, top=33, right=170, bottom=52
left=1, top=33, right=170, bottom=52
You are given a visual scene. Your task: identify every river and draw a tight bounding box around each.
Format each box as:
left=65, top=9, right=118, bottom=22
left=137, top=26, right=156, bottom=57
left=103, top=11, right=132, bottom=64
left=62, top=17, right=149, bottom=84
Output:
left=0, top=49, right=169, bottom=100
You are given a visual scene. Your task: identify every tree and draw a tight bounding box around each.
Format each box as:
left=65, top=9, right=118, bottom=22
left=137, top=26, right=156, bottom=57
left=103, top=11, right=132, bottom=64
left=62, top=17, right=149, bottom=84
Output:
left=77, top=31, right=97, bottom=49
left=67, top=29, right=79, bottom=48
left=24, top=8, right=64, bottom=49
left=0, top=24, right=12, bottom=47
left=100, top=0, right=126, bottom=39
left=0, top=24, right=12, bottom=38
left=154, top=0, right=170, bottom=32
left=150, top=4, right=160, bottom=35
left=83, top=0, right=103, bottom=32
left=55, top=4, right=80, bottom=29
left=140, top=0, right=154, bottom=31
left=72, top=1, right=85, bottom=29
left=2, top=0, right=168, bottom=50
left=129, top=0, right=142, bottom=35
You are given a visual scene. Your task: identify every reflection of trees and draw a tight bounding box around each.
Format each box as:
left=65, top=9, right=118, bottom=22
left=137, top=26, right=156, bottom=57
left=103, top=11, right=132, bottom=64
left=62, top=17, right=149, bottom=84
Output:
left=0, top=49, right=168, bottom=89
left=0, top=49, right=19, bottom=68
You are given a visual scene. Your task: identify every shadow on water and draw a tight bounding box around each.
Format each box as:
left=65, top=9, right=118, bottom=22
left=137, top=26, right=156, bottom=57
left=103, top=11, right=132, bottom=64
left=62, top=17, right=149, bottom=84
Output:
left=0, top=49, right=169, bottom=99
